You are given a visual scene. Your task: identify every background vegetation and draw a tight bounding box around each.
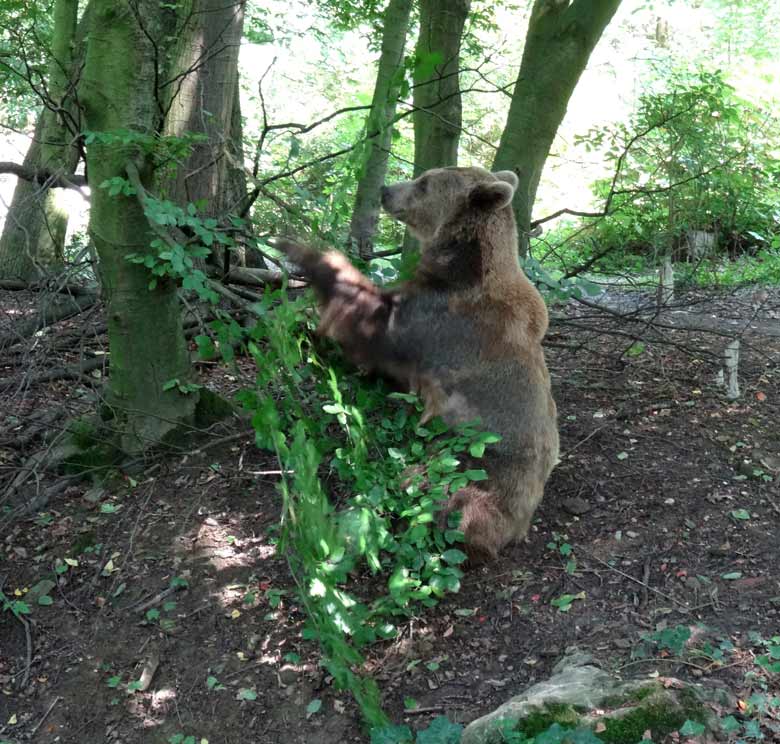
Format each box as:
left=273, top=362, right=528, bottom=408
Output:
left=0, top=1, right=778, bottom=742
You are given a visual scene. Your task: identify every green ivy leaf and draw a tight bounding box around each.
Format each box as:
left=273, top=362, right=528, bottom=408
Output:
left=679, top=719, right=705, bottom=736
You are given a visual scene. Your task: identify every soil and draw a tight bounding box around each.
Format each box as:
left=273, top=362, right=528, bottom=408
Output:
left=1, top=285, right=779, bottom=744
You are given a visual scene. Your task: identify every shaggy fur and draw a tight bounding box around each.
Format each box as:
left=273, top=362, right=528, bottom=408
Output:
left=280, top=166, right=559, bottom=560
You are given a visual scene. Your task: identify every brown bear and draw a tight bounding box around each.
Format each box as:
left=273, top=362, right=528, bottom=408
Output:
left=279, top=166, right=559, bottom=561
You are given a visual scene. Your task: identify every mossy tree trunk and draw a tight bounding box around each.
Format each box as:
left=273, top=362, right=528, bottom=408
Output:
left=81, top=1, right=197, bottom=454
left=492, top=0, right=622, bottom=256
left=411, top=0, right=471, bottom=175
left=348, top=0, right=413, bottom=259
left=0, top=0, right=82, bottom=280
left=162, top=0, right=246, bottom=271
left=403, top=0, right=470, bottom=254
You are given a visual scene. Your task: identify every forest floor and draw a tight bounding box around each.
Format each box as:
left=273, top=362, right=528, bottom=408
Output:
left=1, top=285, right=779, bottom=744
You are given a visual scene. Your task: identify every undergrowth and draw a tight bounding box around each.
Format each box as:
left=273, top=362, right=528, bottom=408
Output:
left=225, top=286, right=497, bottom=728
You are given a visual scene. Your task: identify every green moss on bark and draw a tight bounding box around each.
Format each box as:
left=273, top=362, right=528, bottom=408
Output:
left=194, top=388, right=235, bottom=427
left=81, top=1, right=198, bottom=454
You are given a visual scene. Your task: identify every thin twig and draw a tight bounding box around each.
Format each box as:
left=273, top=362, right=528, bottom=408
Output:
left=30, top=695, right=62, bottom=735
left=582, top=550, right=689, bottom=609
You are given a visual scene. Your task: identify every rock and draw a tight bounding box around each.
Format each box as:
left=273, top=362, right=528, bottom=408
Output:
left=460, top=647, right=728, bottom=744
left=561, top=497, right=591, bottom=516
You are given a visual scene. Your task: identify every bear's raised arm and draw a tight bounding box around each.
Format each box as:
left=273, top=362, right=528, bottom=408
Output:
left=277, top=240, right=412, bottom=377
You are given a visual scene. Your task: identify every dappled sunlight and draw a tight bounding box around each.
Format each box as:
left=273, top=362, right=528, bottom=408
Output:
left=177, top=511, right=277, bottom=576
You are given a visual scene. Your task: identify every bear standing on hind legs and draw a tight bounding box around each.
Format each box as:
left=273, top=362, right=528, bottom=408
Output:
left=280, top=166, right=559, bottom=561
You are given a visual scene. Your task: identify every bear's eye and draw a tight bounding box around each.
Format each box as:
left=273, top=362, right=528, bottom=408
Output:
left=417, top=177, right=428, bottom=194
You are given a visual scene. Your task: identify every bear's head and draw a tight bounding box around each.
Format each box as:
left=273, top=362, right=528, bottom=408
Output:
left=380, top=166, right=519, bottom=243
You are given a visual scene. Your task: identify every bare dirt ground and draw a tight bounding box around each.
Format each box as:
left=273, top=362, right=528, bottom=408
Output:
left=1, top=286, right=779, bottom=744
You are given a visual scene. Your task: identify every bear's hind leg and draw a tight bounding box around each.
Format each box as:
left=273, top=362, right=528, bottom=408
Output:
left=442, top=487, right=516, bottom=563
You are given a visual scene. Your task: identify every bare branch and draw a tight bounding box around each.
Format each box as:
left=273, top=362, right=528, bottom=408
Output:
left=0, top=162, right=88, bottom=192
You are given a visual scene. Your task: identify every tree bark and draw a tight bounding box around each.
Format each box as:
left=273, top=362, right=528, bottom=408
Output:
left=412, top=0, right=471, bottom=175
left=81, top=0, right=197, bottom=454
left=492, top=0, right=622, bottom=256
left=402, top=0, right=470, bottom=254
left=162, top=0, right=246, bottom=219
left=347, top=0, right=413, bottom=259
left=0, top=0, right=82, bottom=280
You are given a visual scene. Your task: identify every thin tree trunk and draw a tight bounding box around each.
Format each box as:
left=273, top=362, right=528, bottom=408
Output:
left=403, top=0, right=470, bottom=254
left=226, top=77, right=255, bottom=267
left=162, top=0, right=246, bottom=226
left=0, top=0, right=82, bottom=280
left=348, top=0, right=413, bottom=259
left=412, top=0, right=471, bottom=175
left=82, top=0, right=197, bottom=454
left=492, top=0, right=622, bottom=256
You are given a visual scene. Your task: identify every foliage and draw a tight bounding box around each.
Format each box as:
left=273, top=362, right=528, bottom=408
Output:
left=0, top=0, right=54, bottom=124
left=550, top=69, right=780, bottom=274
left=228, top=284, right=504, bottom=725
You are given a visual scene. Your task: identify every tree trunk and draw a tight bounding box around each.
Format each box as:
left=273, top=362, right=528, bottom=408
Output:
left=226, top=77, right=255, bottom=267
left=412, top=0, right=471, bottom=175
left=0, top=0, right=82, bottom=280
left=81, top=1, right=197, bottom=454
left=162, top=0, right=246, bottom=226
left=403, top=0, right=470, bottom=254
left=348, top=0, right=413, bottom=259
left=492, top=0, right=622, bottom=256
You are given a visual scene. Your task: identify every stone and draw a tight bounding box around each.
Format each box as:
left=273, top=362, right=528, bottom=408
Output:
left=460, top=647, right=729, bottom=744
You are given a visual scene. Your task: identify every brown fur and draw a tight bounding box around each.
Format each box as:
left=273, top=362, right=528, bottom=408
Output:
left=280, top=166, right=559, bottom=561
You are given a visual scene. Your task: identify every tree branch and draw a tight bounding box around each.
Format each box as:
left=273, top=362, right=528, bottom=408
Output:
left=0, top=161, right=88, bottom=192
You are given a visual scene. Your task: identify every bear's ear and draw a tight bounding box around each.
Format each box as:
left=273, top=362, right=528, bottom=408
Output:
left=493, top=170, right=519, bottom=189
left=469, top=181, right=515, bottom=211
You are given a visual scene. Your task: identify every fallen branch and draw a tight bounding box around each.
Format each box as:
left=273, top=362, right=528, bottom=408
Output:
left=225, top=266, right=305, bottom=289
left=0, top=355, right=107, bottom=393
left=0, top=292, right=98, bottom=350
left=0, top=279, right=97, bottom=296
left=0, top=406, right=68, bottom=449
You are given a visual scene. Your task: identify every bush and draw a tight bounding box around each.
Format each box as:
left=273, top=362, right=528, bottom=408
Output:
left=546, top=69, right=780, bottom=274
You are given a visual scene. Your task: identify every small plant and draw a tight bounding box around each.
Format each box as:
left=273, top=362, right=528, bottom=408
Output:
left=546, top=532, right=577, bottom=575
left=631, top=624, right=692, bottom=659
left=0, top=587, right=31, bottom=619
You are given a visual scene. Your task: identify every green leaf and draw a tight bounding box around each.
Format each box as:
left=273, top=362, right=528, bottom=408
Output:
left=414, top=50, right=444, bottom=80
left=37, top=595, right=53, bottom=606
left=731, top=508, right=751, bottom=520
left=441, top=549, right=468, bottom=565
left=238, top=688, right=257, bottom=701
left=469, top=442, right=486, bottom=457
left=417, top=715, right=463, bottom=744
left=306, top=698, right=322, bottom=717
left=679, top=719, right=705, bottom=736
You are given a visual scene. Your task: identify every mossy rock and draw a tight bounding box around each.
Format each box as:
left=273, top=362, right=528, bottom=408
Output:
left=460, top=649, right=729, bottom=744
left=194, top=387, right=234, bottom=428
